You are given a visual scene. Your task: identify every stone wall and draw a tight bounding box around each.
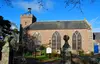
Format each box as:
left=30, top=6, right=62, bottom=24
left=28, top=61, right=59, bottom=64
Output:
left=0, top=41, right=9, bottom=64
left=27, top=29, right=93, bottom=53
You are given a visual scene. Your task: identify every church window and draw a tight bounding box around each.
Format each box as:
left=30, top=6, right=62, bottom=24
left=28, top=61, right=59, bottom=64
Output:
left=52, top=31, right=61, bottom=50
left=33, top=32, right=41, bottom=46
left=72, top=33, right=76, bottom=50
left=77, top=33, right=82, bottom=50
left=72, top=31, right=82, bottom=50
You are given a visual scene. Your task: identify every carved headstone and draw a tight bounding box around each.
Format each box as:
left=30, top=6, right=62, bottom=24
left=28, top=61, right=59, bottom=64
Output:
left=61, top=35, right=71, bottom=64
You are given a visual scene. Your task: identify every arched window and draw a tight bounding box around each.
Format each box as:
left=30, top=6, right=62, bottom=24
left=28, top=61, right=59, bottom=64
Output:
left=72, top=33, right=76, bottom=50
left=72, top=31, right=82, bottom=50
left=77, top=33, right=82, bottom=50
left=52, top=31, right=61, bottom=50
left=33, top=32, right=41, bottom=46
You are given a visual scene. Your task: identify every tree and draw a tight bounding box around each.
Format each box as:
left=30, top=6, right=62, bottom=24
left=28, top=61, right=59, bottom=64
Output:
left=23, top=33, right=36, bottom=53
left=0, top=16, right=19, bottom=64
left=0, top=16, right=19, bottom=49
left=0, top=0, right=96, bottom=13
left=0, top=16, right=11, bottom=60
left=0, top=16, right=11, bottom=47
left=23, top=32, right=37, bottom=58
left=0, top=0, right=13, bottom=8
left=64, top=0, right=95, bottom=13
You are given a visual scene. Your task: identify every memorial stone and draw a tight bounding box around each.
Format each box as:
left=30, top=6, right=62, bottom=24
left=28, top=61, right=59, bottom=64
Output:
left=61, top=35, right=71, bottom=64
left=0, top=36, right=10, bottom=64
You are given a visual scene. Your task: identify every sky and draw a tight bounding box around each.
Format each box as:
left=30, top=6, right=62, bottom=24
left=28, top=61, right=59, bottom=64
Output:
left=0, top=0, right=100, bottom=32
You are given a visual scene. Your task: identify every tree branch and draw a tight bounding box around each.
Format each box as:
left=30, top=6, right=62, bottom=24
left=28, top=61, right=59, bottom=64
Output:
left=64, top=0, right=95, bottom=14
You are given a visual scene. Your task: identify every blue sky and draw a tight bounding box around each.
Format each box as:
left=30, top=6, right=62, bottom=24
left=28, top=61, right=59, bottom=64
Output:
left=0, top=0, right=100, bottom=32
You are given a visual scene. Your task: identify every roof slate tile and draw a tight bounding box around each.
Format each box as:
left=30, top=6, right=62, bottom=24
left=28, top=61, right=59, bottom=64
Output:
left=25, top=20, right=90, bottom=30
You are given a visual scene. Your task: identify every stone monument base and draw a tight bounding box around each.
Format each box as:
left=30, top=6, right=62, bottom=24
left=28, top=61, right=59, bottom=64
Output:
left=0, top=52, right=9, bottom=64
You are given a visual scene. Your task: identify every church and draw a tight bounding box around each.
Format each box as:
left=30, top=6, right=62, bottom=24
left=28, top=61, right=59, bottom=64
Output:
left=21, top=8, right=94, bottom=54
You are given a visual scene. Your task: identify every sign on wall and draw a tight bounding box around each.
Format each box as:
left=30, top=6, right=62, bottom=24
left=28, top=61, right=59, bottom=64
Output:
left=46, top=47, right=52, bottom=54
left=94, top=43, right=99, bottom=53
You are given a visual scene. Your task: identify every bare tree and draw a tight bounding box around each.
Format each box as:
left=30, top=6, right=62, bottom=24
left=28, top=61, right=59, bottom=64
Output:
left=0, top=0, right=13, bottom=8
left=0, top=0, right=96, bottom=12
left=64, top=0, right=96, bottom=13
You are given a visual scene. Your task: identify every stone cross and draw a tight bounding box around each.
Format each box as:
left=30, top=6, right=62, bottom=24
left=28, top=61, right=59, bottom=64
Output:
left=61, top=35, right=71, bottom=64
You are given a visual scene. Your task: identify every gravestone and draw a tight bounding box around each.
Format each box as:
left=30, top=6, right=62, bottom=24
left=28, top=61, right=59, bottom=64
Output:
left=61, top=35, right=71, bottom=64
left=0, top=36, right=10, bottom=64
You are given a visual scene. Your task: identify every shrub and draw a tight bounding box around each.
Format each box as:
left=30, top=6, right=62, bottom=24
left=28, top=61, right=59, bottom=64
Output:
left=51, top=51, right=61, bottom=58
left=39, top=45, right=46, bottom=50
left=39, top=45, right=46, bottom=56
left=78, top=50, right=84, bottom=56
left=41, top=49, right=46, bottom=55
left=51, top=52, right=57, bottom=57
left=24, top=52, right=32, bottom=57
left=90, top=51, right=94, bottom=56
left=85, top=51, right=94, bottom=56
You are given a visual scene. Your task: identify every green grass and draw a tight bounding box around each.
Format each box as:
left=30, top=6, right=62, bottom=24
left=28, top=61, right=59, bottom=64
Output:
left=35, top=55, right=61, bottom=62
left=24, top=54, right=61, bottom=62
left=36, top=55, right=48, bottom=60
left=24, top=49, right=61, bottom=62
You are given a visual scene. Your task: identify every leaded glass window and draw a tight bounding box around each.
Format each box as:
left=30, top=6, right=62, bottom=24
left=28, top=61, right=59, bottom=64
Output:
left=72, top=31, right=82, bottom=50
left=33, top=32, right=41, bottom=46
left=52, top=31, right=61, bottom=50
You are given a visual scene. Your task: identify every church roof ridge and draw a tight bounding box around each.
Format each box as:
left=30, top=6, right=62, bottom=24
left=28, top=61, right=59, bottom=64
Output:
left=23, top=19, right=91, bottom=30
left=37, top=20, right=84, bottom=22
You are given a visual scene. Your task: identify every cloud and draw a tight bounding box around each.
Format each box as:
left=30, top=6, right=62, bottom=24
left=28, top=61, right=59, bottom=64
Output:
left=45, top=0, right=54, bottom=9
left=89, top=16, right=99, bottom=25
left=13, top=0, right=54, bottom=12
left=93, top=28, right=100, bottom=32
left=89, top=16, right=100, bottom=32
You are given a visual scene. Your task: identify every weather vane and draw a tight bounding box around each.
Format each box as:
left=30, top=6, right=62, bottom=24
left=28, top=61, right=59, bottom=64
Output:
left=28, top=8, right=31, bottom=14
left=23, top=8, right=32, bottom=15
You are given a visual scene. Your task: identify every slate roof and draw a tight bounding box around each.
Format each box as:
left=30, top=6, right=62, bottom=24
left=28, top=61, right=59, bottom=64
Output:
left=93, top=33, right=100, bottom=40
left=25, top=20, right=91, bottom=30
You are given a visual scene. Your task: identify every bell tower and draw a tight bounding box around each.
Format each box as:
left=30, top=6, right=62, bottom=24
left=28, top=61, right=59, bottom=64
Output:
left=20, top=8, right=36, bottom=28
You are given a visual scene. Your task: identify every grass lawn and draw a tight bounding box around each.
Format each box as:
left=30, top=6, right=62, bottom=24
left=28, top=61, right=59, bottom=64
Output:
left=25, top=55, right=61, bottom=62
left=24, top=49, right=61, bottom=62
left=36, top=55, right=61, bottom=62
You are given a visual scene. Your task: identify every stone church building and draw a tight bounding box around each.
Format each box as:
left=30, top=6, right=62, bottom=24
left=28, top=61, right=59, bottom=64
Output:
left=21, top=11, right=94, bottom=54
